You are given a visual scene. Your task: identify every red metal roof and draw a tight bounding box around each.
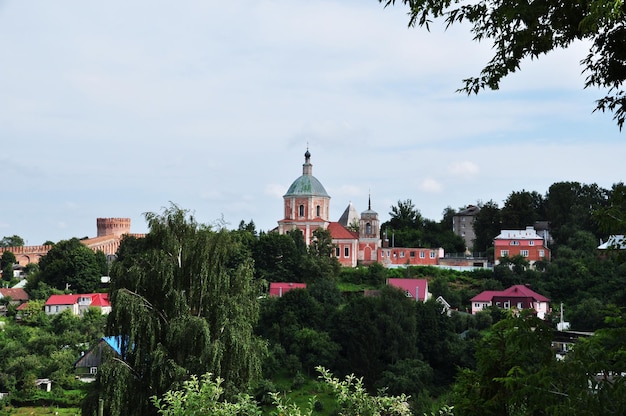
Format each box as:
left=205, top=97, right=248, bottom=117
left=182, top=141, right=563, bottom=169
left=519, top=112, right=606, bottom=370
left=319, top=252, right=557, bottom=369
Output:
left=327, top=222, right=358, bottom=240
left=269, top=282, right=307, bottom=297
left=387, top=278, right=429, bottom=301
left=45, top=293, right=111, bottom=307
left=471, top=285, right=549, bottom=302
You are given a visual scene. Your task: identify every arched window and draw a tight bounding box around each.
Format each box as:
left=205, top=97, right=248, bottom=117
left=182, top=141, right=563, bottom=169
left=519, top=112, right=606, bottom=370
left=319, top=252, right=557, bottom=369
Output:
left=365, top=222, right=372, bottom=235
left=299, top=204, right=304, bottom=217
left=316, top=205, right=321, bottom=217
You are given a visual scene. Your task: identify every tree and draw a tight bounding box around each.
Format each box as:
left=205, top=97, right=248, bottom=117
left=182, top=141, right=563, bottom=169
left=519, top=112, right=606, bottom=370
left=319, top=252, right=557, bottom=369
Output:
left=381, top=0, right=626, bottom=129
left=0, top=235, right=24, bottom=248
left=453, top=312, right=557, bottom=415
left=472, top=200, right=501, bottom=254
left=84, top=204, right=266, bottom=416
left=1, top=251, right=16, bottom=283
left=38, top=238, right=104, bottom=293
left=500, top=190, right=544, bottom=229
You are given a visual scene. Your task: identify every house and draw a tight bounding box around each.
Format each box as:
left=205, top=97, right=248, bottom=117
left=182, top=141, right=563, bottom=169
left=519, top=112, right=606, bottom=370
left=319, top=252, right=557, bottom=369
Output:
left=387, top=278, right=431, bottom=302
left=75, top=336, right=122, bottom=381
left=268, top=282, right=307, bottom=297
left=471, top=285, right=551, bottom=319
left=44, top=293, right=111, bottom=316
left=0, top=288, right=29, bottom=306
left=379, top=247, right=443, bottom=267
left=493, top=226, right=551, bottom=266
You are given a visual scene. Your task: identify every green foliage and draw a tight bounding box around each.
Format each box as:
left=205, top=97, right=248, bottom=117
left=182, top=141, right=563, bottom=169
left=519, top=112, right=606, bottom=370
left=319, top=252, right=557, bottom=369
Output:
left=87, top=204, right=265, bottom=416
left=152, top=373, right=261, bottom=416
left=37, top=238, right=103, bottom=293
left=0, top=235, right=24, bottom=248
left=381, top=0, right=626, bottom=129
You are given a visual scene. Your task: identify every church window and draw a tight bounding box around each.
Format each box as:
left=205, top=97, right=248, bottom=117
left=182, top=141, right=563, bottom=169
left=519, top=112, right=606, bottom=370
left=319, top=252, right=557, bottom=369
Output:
left=335, top=247, right=340, bottom=257
left=299, top=204, right=304, bottom=217
left=316, top=205, right=321, bottom=217
left=365, top=222, right=371, bottom=235
left=344, top=247, right=350, bottom=257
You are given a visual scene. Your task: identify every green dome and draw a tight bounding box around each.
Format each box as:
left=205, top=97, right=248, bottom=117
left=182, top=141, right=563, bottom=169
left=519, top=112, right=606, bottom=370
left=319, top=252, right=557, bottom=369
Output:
left=284, top=175, right=329, bottom=197
left=284, top=149, right=330, bottom=197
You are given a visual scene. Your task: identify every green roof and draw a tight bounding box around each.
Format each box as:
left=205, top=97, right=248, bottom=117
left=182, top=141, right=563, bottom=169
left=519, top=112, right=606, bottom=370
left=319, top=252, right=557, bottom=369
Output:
left=284, top=175, right=329, bottom=197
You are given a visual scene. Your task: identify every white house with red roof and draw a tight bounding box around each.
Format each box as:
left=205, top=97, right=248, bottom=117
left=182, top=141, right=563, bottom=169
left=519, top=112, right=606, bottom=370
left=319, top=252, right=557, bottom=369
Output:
left=44, top=293, right=111, bottom=316
left=470, top=285, right=550, bottom=318
left=387, top=278, right=431, bottom=302
left=268, top=282, right=307, bottom=297
left=493, top=226, right=551, bottom=266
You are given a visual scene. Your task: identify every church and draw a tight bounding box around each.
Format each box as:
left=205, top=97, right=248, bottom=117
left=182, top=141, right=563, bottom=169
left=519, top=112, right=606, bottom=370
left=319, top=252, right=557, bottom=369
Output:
left=277, top=149, right=381, bottom=267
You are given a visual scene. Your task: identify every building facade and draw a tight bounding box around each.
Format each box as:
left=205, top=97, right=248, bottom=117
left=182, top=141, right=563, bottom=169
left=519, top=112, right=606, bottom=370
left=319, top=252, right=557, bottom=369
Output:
left=493, top=226, right=551, bottom=266
left=452, top=205, right=480, bottom=251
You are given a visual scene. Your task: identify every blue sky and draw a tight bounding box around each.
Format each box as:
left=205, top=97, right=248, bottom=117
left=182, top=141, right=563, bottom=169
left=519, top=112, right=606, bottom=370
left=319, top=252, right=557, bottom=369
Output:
left=1, top=1, right=624, bottom=245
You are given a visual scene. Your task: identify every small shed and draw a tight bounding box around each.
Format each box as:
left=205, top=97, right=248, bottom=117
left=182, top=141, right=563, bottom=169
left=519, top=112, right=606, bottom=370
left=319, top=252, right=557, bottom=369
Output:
left=74, top=336, right=122, bottom=381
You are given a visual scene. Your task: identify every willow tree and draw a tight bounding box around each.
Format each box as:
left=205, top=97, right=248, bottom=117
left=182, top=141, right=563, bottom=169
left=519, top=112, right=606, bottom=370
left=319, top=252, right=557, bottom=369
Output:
left=83, top=204, right=265, bottom=416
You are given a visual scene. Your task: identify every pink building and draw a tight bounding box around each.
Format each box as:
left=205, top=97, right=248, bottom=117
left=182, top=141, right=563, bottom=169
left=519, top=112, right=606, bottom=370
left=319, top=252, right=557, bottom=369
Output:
left=471, top=285, right=550, bottom=319
left=493, top=226, right=551, bottom=266
left=268, top=282, right=307, bottom=297
left=387, top=278, right=431, bottom=302
left=378, top=247, right=443, bottom=266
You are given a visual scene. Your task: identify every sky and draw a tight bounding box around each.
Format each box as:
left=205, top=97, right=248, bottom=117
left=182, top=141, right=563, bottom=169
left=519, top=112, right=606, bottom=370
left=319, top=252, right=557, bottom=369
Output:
left=1, top=1, right=625, bottom=246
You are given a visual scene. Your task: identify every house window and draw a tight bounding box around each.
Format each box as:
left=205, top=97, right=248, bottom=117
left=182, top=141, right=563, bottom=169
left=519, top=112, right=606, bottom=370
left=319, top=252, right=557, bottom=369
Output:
left=90, top=367, right=98, bottom=375
left=539, top=250, right=545, bottom=258
left=517, top=302, right=523, bottom=309
left=529, top=240, right=535, bottom=246
left=510, top=240, right=519, bottom=246
left=521, top=250, right=529, bottom=257
left=335, top=247, right=340, bottom=257
left=344, top=247, right=350, bottom=257
left=504, top=301, right=510, bottom=309
left=420, top=251, right=425, bottom=258
left=410, top=251, right=415, bottom=257
left=316, top=205, right=321, bottom=217
left=299, top=205, right=304, bottom=217
left=429, top=251, right=435, bottom=259
left=399, top=251, right=405, bottom=258
left=474, top=303, right=479, bottom=308
left=500, top=250, right=509, bottom=257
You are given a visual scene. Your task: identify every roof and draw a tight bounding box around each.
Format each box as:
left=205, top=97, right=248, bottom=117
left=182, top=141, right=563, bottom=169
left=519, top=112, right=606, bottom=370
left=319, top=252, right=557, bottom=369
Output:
left=102, top=336, right=123, bottom=355
left=471, top=285, right=549, bottom=302
left=494, top=226, right=542, bottom=240
left=387, top=278, right=429, bottom=301
left=598, top=235, right=626, bottom=250
left=0, top=288, right=29, bottom=302
left=90, top=293, right=110, bottom=307
left=45, top=293, right=111, bottom=307
left=327, top=222, right=358, bottom=240
left=338, top=202, right=359, bottom=227
left=269, top=282, right=307, bottom=297
left=284, top=150, right=330, bottom=197
left=455, top=205, right=480, bottom=216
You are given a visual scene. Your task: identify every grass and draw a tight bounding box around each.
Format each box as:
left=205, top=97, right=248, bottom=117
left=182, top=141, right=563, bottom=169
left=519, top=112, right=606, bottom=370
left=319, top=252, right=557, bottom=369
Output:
left=1, top=407, right=80, bottom=415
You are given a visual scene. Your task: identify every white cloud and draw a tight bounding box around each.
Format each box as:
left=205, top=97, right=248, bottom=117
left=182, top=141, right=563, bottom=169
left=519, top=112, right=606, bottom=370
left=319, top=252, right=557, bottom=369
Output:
left=419, top=178, right=444, bottom=193
left=449, top=161, right=480, bottom=178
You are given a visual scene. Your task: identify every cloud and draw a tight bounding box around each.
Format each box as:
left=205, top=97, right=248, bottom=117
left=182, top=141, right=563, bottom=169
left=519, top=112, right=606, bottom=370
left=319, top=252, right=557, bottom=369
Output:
left=419, top=178, right=443, bottom=193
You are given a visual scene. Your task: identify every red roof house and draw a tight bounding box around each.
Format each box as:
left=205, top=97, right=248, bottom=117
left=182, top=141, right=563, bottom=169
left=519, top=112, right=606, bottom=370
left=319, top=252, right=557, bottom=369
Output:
left=471, top=285, right=550, bottom=318
left=0, top=288, right=29, bottom=305
left=387, top=278, right=430, bottom=302
left=268, top=282, right=307, bottom=297
left=493, top=226, right=551, bottom=266
left=44, top=293, right=111, bottom=316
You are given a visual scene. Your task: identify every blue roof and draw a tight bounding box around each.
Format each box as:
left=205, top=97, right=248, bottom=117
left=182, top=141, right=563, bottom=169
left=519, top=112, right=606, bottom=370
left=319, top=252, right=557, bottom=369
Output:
left=102, top=336, right=123, bottom=355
